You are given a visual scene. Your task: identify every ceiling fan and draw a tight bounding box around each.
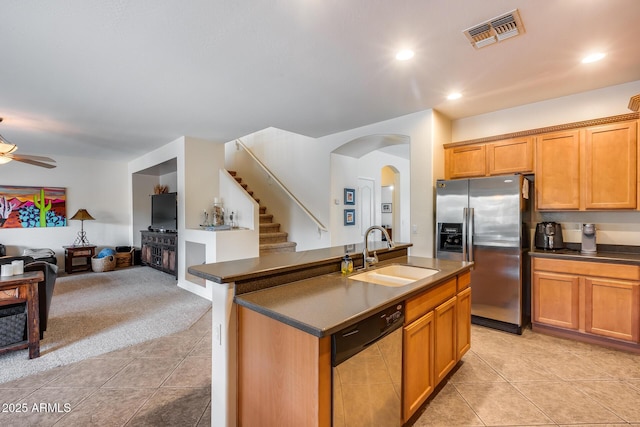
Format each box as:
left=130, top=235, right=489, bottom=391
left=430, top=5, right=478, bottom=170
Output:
left=0, top=118, right=56, bottom=169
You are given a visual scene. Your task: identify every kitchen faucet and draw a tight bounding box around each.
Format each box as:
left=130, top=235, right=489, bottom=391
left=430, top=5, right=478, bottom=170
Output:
left=362, top=225, right=395, bottom=269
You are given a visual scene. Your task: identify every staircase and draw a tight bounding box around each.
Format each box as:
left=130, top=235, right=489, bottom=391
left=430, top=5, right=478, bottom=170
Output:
left=228, top=171, right=297, bottom=254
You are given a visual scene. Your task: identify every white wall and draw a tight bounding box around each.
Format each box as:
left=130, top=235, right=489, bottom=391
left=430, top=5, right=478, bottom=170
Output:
left=225, top=128, right=331, bottom=251
left=329, top=151, right=410, bottom=246
left=0, top=155, right=129, bottom=264
left=452, top=80, right=640, bottom=142
left=450, top=80, right=640, bottom=247
left=321, top=109, right=441, bottom=257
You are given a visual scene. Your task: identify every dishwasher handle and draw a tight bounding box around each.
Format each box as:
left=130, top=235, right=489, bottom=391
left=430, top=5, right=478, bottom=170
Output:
left=332, top=303, right=404, bottom=367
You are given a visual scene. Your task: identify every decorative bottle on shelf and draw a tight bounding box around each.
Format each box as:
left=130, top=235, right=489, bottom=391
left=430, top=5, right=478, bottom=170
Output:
left=212, top=198, right=225, bottom=226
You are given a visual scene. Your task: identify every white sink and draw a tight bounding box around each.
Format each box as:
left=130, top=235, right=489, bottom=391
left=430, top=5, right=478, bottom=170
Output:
left=348, top=264, right=440, bottom=287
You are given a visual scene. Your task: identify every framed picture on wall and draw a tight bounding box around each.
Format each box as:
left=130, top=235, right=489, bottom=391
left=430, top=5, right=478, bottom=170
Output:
left=382, top=203, right=392, bottom=213
left=344, top=188, right=355, bottom=205
left=344, top=209, right=355, bottom=226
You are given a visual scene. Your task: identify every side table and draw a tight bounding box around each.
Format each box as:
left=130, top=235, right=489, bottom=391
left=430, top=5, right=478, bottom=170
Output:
left=63, top=245, right=96, bottom=274
left=0, top=271, right=43, bottom=359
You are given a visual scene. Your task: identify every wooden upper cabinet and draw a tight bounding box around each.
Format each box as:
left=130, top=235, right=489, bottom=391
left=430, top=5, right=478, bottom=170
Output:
left=444, top=144, right=486, bottom=179
left=583, top=121, right=637, bottom=209
left=487, top=137, right=533, bottom=175
left=536, top=130, right=581, bottom=210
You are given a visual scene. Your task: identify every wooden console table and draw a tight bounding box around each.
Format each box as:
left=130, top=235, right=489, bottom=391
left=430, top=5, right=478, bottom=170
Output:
left=63, top=245, right=96, bottom=274
left=0, top=271, right=43, bottom=359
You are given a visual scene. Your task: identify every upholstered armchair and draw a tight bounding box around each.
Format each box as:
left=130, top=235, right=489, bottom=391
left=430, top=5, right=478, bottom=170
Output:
left=0, top=256, right=58, bottom=339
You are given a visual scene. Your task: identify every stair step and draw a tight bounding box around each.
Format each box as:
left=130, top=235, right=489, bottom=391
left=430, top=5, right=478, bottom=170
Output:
left=259, top=214, right=273, bottom=224
left=226, top=169, right=297, bottom=255
left=260, top=223, right=281, bottom=232
left=260, top=241, right=297, bottom=254
left=260, top=232, right=288, bottom=244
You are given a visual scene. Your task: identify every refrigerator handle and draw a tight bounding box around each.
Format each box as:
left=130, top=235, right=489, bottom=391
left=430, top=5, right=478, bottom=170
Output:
left=468, top=208, right=474, bottom=263
left=462, top=208, right=468, bottom=262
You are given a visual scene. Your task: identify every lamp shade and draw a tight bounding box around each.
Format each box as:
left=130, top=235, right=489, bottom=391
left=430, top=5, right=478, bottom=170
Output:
left=70, top=209, right=95, bottom=221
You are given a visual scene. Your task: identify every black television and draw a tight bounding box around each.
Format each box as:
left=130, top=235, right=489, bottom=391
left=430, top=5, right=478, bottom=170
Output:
left=151, top=192, right=177, bottom=232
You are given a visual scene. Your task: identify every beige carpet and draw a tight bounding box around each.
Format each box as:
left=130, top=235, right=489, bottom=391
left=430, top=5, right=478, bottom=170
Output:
left=0, top=266, right=211, bottom=383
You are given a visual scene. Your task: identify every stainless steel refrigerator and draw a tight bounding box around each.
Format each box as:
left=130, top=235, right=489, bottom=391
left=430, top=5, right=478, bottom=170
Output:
left=435, top=175, right=531, bottom=334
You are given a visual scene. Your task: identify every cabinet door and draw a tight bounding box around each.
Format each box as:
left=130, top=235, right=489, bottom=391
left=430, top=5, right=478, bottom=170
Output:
left=141, top=245, right=150, bottom=264
left=456, top=287, right=472, bottom=361
left=583, top=121, right=637, bottom=209
left=585, top=278, right=640, bottom=342
left=445, top=144, right=487, bottom=179
left=536, top=130, right=581, bottom=210
left=434, top=296, right=457, bottom=384
left=402, top=311, right=434, bottom=423
left=487, top=137, right=533, bottom=175
left=532, top=271, right=580, bottom=329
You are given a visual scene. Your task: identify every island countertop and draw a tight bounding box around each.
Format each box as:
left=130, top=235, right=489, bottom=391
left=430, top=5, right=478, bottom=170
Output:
left=234, top=255, right=473, bottom=337
left=188, top=241, right=412, bottom=284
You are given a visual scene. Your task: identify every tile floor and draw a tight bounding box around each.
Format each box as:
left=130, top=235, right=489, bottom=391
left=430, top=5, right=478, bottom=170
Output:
left=0, top=309, right=212, bottom=427
left=414, top=325, right=640, bottom=426
left=2, top=314, right=640, bottom=426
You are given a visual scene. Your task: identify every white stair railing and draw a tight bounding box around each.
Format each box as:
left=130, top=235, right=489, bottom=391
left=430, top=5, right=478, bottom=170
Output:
left=235, top=138, right=328, bottom=233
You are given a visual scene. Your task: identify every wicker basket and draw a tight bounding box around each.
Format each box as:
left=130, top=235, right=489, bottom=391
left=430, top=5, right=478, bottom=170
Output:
left=115, top=249, right=134, bottom=269
left=0, top=304, right=27, bottom=347
left=91, top=255, right=116, bottom=272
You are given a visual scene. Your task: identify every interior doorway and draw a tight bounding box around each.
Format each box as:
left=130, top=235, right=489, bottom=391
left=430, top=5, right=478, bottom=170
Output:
left=381, top=165, right=401, bottom=242
left=357, top=178, right=375, bottom=237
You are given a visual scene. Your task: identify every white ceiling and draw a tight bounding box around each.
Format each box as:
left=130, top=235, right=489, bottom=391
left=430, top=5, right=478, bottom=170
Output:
left=1, top=0, right=639, bottom=163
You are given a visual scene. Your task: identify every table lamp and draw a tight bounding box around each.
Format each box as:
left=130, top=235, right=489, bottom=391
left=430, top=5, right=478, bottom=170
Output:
left=70, top=209, right=95, bottom=246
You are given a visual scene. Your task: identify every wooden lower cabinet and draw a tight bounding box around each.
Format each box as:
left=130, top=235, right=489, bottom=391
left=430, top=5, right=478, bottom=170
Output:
left=237, top=270, right=473, bottom=426
left=532, top=257, right=640, bottom=350
left=237, top=306, right=332, bottom=427
left=402, top=311, right=434, bottom=421
left=402, top=273, right=471, bottom=422
left=456, top=286, right=472, bottom=359
left=585, top=277, right=640, bottom=342
left=434, top=296, right=457, bottom=384
left=532, top=271, right=580, bottom=330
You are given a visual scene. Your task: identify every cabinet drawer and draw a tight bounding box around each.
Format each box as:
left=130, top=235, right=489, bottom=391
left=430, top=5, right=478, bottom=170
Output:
left=457, top=271, right=471, bottom=291
left=406, top=278, right=456, bottom=324
left=533, top=258, right=640, bottom=281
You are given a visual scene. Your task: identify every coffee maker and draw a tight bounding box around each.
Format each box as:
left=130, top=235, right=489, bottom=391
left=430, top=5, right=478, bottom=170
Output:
left=581, top=223, right=597, bottom=254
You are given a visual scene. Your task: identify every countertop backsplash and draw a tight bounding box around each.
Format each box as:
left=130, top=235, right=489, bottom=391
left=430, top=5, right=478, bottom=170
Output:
left=532, top=210, right=640, bottom=246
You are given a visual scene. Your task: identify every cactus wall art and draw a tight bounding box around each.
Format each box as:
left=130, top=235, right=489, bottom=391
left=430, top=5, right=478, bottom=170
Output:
left=0, top=185, right=66, bottom=228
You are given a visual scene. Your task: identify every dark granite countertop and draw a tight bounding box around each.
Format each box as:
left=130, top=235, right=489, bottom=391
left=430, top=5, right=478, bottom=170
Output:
left=235, top=255, right=473, bottom=338
left=188, top=241, right=412, bottom=284
left=530, top=244, right=640, bottom=265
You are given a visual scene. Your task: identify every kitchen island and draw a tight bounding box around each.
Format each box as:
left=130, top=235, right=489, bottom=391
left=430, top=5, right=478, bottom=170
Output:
left=189, top=242, right=473, bottom=427
left=530, top=245, right=640, bottom=353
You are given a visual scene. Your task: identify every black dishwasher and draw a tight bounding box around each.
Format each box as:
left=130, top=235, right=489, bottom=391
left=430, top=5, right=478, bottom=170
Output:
left=332, top=302, right=404, bottom=427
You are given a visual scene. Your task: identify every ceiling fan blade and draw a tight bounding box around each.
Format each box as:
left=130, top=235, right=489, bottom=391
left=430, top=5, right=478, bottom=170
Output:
left=10, top=153, right=56, bottom=163
left=10, top=156, right=57, bottom=169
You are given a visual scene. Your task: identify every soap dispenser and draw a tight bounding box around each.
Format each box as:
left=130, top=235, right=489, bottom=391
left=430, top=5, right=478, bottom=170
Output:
left=341, top=254, right=353, bottom=275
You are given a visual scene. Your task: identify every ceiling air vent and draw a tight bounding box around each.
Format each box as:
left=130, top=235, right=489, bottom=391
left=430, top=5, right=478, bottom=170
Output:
left=463, top=9, right=524, bottom=49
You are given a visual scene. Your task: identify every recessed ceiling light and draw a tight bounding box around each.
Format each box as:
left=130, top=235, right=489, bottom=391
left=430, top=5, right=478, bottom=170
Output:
left=581, top=52, right=606, bottom=64
left=395, top=49, right=414, bottom=61
left=447, top=92, right=462, bottom=100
